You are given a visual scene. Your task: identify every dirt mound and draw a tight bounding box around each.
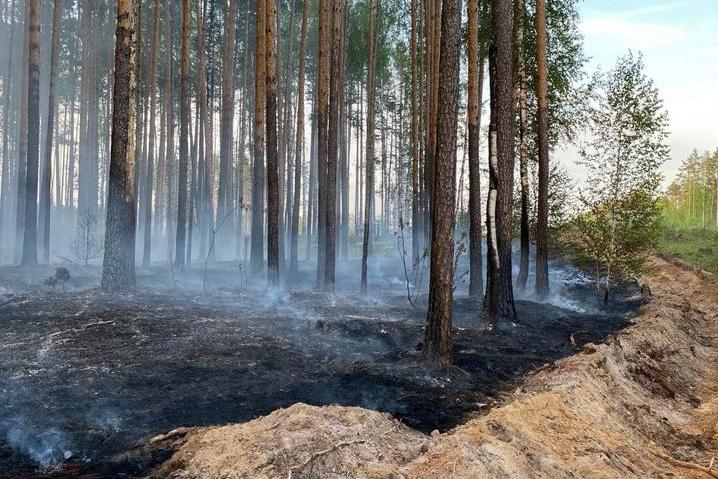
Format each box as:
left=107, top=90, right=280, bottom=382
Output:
left=150, top=258, right=718, bottom=478
left=148, top=404, right=426, bottom=478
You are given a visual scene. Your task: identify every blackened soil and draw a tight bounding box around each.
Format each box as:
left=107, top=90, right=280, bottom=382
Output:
left=0, top=261, right=639, bottom=478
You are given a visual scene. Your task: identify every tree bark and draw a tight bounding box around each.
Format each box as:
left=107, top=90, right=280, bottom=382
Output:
left=251, top=0, right=267, bottom=274
left=485, top=0, right=517, bottom=326
left=217, top=0, right=238, bottom=244
left=515, top=0, right=530, bottom=290
left=38, top=0, right=62, bottom=264
left=424, top=0, right=460, bottom=369
left=142, top=0, right=160, bottom=267
left=174, top=0, right=190, bottom=270
left=102, top=0, right=137, bottom=292
left=316, top=0, right=331, bottom=287
left=290, top=0, right=309, bottom=275
left=20, top=0, right=40, bottom=266
left=265, top=0, right=280, bottom=287
left=467, top=0, right=484, bottom=297
left=534, top=0, right=550, bottom=297
left=360, top=0, right=379, bottom=293
left=324, top=0, right=343, bottom=291
left=14, top=2, right=29, bottom=263
left=410, top=0, right=420, bottom=262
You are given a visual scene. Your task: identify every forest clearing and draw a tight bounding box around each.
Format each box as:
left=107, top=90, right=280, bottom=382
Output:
left=0, top=0, right=716, bottom=477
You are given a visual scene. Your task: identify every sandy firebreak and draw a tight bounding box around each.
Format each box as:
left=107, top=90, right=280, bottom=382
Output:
left=148, top=257, right=718, bottom=478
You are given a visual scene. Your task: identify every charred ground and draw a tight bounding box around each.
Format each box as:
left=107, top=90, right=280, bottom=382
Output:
left=0, top=259, right=640, bottom=478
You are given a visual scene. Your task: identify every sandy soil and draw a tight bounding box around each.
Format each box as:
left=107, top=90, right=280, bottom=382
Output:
left=150, top=257, right=718, bottom=478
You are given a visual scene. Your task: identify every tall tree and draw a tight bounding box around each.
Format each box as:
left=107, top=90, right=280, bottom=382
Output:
left=290, top=0, right=309, bottom=275
left=360, top=0, right=379, bottom=293
left=194, top=0, right=211, bottom=259
left=325, top=0, right=344, bottom=291
left=515, top=0, right=530, bottom=289
left=251, top=0, right=267, bottom=273
left=485, top=0, right=517, bottom=326
left=265, top=0, right=280, bottom=287
left=534, top=0, right=549, bottom=297
left=467, top=0, right=484, bottom=297
left=424, top=0, right=461, bottom=369
left=143, top=0, right=160, bottom=267
left=38, top=0, right=62, bottom=264
left=14, top=3, right=29, bottom=263
left=316, top=0, right=330, bottom=286
left=174, top=0, right=190, bottom=270
left=217, top=0, right=238, bottom=241
left=410, top=0, right=420, bottom=262
left=102, top=0, right=137, bottom=292
left=0, top=0, right=16, bottom=246
left=20, top=0, right=40, bottom=267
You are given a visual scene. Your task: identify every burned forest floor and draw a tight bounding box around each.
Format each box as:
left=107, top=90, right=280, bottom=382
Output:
left=0, top=256, right=642, bottom=478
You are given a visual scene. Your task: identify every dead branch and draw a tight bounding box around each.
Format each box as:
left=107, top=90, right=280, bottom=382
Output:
left=292, top=439, right=367, bottom=472
left=203, top=203, right=243, bottom=297
left=651, top=449, right=718, bottom=478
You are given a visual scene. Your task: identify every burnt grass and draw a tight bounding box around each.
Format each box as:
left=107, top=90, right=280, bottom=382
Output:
left=0, top=259, right=640, bottom=478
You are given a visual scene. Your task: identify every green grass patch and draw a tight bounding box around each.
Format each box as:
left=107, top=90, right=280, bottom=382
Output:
left=658, top=227, right=718, bottom=273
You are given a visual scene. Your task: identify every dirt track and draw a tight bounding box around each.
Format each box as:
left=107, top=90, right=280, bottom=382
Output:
left=151, top=257, right=718, bottom=478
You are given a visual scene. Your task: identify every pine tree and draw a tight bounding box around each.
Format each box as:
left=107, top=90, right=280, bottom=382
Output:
left=102, top=0, right=138, bottom=293
left=424, top=0, right=461, bottom=369
left=20, top=0, right=40, bottom=267
left=485, top=0, right=517, bottom=327
left=534, top=0, right=550, bottom=297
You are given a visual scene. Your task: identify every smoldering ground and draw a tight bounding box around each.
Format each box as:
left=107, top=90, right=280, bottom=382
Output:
left=0, top=250, right=640, bottom=477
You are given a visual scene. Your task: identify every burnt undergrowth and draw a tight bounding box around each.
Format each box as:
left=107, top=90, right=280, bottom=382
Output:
left=0, top=258, right=640, bottom=478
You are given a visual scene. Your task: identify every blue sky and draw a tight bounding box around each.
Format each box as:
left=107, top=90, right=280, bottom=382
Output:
left=560, top=0, right=718, bottom=184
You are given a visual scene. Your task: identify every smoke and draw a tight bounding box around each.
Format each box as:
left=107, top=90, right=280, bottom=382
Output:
left=4, top=416, right=73, bottom=467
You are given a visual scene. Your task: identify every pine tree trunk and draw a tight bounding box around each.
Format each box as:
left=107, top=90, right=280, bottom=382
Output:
left=467, top=0, right=484, bottom=297
left=361, top=0, right=379, bottom=293
left=290, top=0, right=309, bottom=275
left=410, top=0, right=420, bottom=262
left=174, top=0, right=190, bottom=270
left=14, top=2, right=29, bottom=264
left=20, top=0, right=40, bottom=266
left=424, top=0, right=460, bottom=369
left=102, top=0, right=137, bottom=292
left=515, top=0, right=530, bottom=290
left=38, top=0, right=61, bottom=264
left=251, top=0, right=267, bottom=274
left=237, top=0, right=251, bottom=258
left=485, top=0, right=517, bottom=326
left=0, top=0, right=16, bottom=248
left=339, top=7, right=349, bottom=262
left=142, top=0, right=160, bottom=267
left=217, top=0, right=238, bottom=245
left=316, top=0, right=331, bottom=287
left=324, top=0, right=343, bottom=291
left=265, top=0, right=280, bottom=287
left=534, top=0, right=550, bottom=297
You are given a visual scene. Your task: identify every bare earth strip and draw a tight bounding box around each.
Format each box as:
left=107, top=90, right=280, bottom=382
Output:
left=148, top=257, right=718, bottom=478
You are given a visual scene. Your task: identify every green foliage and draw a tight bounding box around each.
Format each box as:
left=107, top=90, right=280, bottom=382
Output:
left=662, top=149, right=718, bottom=229
left=568, top=52, right=669, bottom=300
left=658, top=227, right=718, bottom=273
left=568, top=190, right=663, bottom=288
left=521, top=0, right=589, bottom=150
